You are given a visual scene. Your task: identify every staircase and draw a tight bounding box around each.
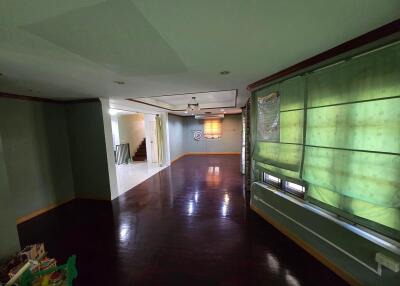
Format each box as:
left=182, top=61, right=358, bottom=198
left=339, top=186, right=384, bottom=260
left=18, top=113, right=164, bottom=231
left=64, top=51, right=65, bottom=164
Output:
left=133, top=139, right=147, bottom=161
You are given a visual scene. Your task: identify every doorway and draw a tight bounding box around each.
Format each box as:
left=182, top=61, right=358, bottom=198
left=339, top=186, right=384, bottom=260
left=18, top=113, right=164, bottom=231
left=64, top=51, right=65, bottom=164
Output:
left=110, top=109, right=164, bottom=195
left=114, top=112, right=146, bottom=163
left=145, top=114, right=159, bottom=164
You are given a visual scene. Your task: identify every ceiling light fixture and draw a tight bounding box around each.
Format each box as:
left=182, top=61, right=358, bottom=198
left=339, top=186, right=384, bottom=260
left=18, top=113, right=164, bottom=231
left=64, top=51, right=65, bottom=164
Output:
left=109, top=109, right=120, bottom=115
left=220, top=70, right=230, bottom=75
left=186, top=96, right=200, bottom=115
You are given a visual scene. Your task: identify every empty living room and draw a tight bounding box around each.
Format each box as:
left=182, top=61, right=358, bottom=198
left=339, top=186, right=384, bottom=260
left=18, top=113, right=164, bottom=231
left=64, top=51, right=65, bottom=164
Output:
left=0, top=1, right=399, bottom=285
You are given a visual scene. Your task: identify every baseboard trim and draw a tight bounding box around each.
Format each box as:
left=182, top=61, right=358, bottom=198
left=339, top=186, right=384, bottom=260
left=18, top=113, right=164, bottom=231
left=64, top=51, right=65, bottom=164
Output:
left=16, top=199, right=74, bottom=224
left=16, top=197, right=112, bottom=224
left=74, top=197, right=111, bottom=201
left=251, top=204, right=361, bottom=286
left=170, top=154, right=187, bottom=164
left=170, top=152, right=241, bottom=164
left=185, top=152, right=241, bottom=155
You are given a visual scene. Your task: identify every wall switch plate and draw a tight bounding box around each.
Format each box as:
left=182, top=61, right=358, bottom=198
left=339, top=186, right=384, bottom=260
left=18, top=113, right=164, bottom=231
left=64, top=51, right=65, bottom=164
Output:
left=375, top=252, right=400, bottom=273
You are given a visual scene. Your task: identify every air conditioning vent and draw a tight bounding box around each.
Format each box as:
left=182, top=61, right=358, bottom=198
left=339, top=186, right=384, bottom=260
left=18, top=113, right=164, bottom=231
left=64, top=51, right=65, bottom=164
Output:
left=195, top=114, right=224, bottom=119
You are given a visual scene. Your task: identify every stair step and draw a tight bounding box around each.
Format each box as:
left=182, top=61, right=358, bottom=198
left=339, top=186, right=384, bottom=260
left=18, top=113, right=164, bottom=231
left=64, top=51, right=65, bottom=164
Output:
left=133, top=138, right=147, bottom=161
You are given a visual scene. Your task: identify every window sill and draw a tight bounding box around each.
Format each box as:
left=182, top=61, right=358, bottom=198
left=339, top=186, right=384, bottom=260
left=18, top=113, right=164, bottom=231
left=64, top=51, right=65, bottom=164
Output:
left=253, top=181, right=400, bottom=256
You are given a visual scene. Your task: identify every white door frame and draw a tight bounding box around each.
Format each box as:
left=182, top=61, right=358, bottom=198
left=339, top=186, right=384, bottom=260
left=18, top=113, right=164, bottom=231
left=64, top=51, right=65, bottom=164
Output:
left=102, top=98, right=171, bottom=199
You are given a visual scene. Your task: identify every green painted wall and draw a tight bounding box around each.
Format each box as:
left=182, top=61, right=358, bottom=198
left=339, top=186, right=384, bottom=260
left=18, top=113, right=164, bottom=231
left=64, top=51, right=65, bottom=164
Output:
left=0, top=98, right=75, bottom=218
left=251, top=184, right=400, bottom=286
left=0, top=98, right=113, bottom=260
left=0, top=133, right=20, bottom=258
left=66, top=101, right=111, bottom=200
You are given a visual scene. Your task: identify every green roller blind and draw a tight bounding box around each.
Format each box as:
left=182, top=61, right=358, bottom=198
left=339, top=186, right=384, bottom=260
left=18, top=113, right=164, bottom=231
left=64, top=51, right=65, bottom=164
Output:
left=251, top=41, right=400, bottom=239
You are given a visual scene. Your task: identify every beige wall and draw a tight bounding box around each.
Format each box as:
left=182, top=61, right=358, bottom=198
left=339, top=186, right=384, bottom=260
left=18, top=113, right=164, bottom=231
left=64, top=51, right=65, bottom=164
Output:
left=118, top=114, right=145, bottom=156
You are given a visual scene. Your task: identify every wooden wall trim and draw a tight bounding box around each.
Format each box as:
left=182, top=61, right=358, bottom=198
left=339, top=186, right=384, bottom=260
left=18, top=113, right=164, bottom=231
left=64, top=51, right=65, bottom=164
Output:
left=170, top=152, right=241, bottom=164
left=128, top=89, right=239, bottom=112
left=64, top=98, right=100, bottom=104
left=16, top=197, right=111, bottom=224
left=251, top=204, right=362, bottom=286
left=0, top=92, right=64, bottom=104
left=0, top=92, right=99, bottom=104
left=74, top=197, right=111, bottom=201
left=170, top=153, right=187, bottom=164
left=16, top=199, right=74, bottom=224
left=247, top=19, right=400, bottom=91
left=185, top=152, right=241, bottom=155
left=128, top=99, right=238, bottom=112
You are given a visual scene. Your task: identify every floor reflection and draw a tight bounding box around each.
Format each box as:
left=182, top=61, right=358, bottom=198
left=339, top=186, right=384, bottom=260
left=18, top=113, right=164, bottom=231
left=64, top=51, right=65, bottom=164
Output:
left=18, top=155, right=349, bottom=286
left=206, top=165, right=221, bottom=187
left=187, top=200, right=194, bottom=216
left=265, top=251, right=302, bottom=286
left=118, top=215, right=136, bottom=247
left=221, top=193, right=230, bottom=217
left=285, top=269, right=301, bottom=286
left=119, top=223, right=130, bottom=243
left=266, top=253, right=280, bottom=274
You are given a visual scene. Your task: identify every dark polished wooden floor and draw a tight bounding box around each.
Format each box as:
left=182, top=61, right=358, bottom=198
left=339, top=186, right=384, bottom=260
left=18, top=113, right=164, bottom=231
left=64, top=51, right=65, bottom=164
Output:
left=18, top=155, right=348, bottom=286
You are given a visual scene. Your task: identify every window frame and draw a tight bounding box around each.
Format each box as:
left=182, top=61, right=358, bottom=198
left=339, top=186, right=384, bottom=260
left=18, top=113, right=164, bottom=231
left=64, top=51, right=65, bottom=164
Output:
left=282, top=181, right=306, bottom=198
left=262, top=171, right=306, bottom=199
left=262, top=173, right=281, bottom=188
left=203, top=118, right=222, bottom=139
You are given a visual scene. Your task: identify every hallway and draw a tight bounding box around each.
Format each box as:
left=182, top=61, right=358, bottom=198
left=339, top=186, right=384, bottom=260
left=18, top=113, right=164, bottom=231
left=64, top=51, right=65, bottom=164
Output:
left=18, top=155, right=347, bottom=286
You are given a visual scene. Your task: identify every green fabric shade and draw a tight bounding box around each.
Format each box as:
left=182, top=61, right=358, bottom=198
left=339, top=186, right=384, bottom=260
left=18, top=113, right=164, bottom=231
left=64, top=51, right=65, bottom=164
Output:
left=254, top=142, right=302, bottom=173
left=280, top=110, right=304, bottom=144
left=251, top=41, right=400, bottom=239
left=280, top=76, right=305, bottom=111
left=306, top=98, right=400, bottom=153
left=307, top=43, right=400, bottom=107
left=252, top=77, right=305, bottom=180
left=303, top=147, right=399, bottom=208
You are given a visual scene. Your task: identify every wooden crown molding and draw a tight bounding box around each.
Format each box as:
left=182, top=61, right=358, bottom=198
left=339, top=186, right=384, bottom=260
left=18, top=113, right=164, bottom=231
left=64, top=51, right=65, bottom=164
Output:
left=0, top=91, right=100, bottom=104
left=128, top=89, right=239, bottom=112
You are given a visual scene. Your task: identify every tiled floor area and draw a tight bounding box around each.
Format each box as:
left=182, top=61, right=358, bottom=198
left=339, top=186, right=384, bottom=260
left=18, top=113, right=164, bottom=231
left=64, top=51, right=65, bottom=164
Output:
left=18, top=155, right=348, bottom=286
left=116, top=161, right=166, bottom=196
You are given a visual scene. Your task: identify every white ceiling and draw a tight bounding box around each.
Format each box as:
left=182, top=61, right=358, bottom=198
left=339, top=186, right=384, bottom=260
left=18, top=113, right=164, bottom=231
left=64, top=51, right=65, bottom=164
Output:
left=0, top=0, right=399, bottom=107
